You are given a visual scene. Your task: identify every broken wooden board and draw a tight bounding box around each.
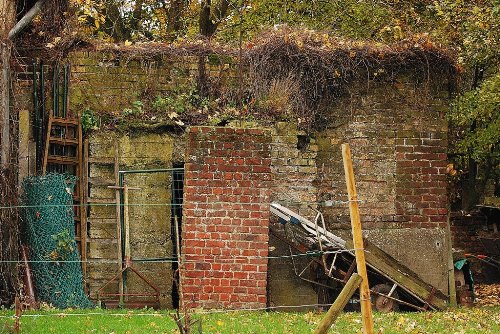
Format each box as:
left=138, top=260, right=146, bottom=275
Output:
left=347, top=238, right=449, bottom=310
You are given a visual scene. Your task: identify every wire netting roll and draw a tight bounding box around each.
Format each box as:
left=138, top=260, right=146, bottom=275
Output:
left=22, top=174, right=92, bottom=308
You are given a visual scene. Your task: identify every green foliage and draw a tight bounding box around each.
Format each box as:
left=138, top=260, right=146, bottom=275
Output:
left=50, top=229, right=75, bottom=261
left=429, top=0, right=500, bottom=66
left=152, top=85, right=211, bottom=125
left=80, top=108, right=99, bottom=132
left=122, top=100, right=144, bottom=116
left=449, top=73, right=500, bottom=163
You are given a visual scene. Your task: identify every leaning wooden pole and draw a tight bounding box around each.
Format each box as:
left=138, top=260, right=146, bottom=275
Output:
left=313, top=273, right=363, bottom=334
left=341, top=143, right=374, bottom=334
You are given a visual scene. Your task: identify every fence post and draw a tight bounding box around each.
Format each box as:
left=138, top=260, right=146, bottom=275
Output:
left=342, top=143, right=374, bottom=334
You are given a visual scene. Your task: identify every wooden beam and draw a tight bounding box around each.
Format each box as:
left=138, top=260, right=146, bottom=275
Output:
left=313, top=273, right=362, bottom=334
left=341, top=143, right=374, bottom=334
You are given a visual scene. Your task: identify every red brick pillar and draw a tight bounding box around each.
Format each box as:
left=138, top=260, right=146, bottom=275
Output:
left=181, top=127, right=272, bottom=309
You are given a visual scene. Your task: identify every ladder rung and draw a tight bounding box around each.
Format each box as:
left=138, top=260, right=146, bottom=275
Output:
left=51, top=117, right=79, bottom=126
left=49, top=137, right=79, bottom=145
left=87, top=238, right=118, bottom=244
left=47, top=156, right=79, bottom=164
left=89, top=177, right=115, bottom=186
left=87, top=198, right=116, bottom=204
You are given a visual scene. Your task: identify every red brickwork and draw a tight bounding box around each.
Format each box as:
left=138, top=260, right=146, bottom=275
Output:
left=395, top=132, right=448, bottom=227
left=181, top=126, right=272, bottom=309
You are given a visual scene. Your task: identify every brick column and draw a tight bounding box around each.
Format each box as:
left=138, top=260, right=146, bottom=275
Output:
left=181, top=127, right=271, bottom=309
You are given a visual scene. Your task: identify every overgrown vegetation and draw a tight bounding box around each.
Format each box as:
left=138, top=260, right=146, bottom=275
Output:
left=23, top=0, right=495, bottom=210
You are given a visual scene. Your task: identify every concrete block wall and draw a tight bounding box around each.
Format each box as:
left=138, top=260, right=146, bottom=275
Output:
left=182, top=126, right=272, bottom=309
left=86, top=132, right=180, bottom=307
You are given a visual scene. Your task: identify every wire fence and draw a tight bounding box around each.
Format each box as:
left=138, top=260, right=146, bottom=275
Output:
left=0, top=199, right=361, bottom=210
left=0, top=248, right=358, bottom=264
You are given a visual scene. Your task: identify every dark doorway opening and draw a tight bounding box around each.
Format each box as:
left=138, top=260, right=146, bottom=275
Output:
left=170, top=162, right=184, bottom=309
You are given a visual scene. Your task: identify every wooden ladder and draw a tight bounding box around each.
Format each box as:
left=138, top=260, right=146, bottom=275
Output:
left=42, top=112, right=87, bottom=277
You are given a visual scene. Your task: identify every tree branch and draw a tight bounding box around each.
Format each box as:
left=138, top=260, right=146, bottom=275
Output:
left=8, top=0, right=46, bottom=41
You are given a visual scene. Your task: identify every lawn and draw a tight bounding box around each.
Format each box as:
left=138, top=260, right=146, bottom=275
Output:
left=1, top=307, right=499, bottom=333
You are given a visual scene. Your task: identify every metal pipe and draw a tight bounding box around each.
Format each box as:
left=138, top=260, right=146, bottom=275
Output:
left=32, top=61, right=39, bottom=170
left=52, top=63, right=58, bottom=117
left=62, top=64, right=67, bottom=118
left=39, top=61, right=45, bottom=171
left=118, top=168, right=183, bottom=175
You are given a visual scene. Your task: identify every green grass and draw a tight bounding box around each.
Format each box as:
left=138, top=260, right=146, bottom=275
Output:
left=1, top=307, right=499, bottom=333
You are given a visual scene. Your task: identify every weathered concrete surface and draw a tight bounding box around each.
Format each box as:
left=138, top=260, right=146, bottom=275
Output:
left=87, top=131, right=180, bottom=307
left=363, top=228, right=449, bottom=293
left=267, top=233, right=319, bottom=311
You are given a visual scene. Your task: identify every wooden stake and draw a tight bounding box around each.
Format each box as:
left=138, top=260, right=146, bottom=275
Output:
left=313, top=273, right=362, bottom=334
left=14, top=296, right=21, bottom=334
left=341, top=143, right=374, bottom=334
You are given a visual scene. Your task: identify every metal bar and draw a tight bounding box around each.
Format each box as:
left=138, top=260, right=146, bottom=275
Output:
left=62, top=64, right=67, bottom=118
left=32, top=61, right=39, bottom=171
left=53, top=63, right=58, bottom=118
left=119, top=168, right=183, bottom=174
left=328, top=253, right=338, bottom=277
left=387, top=283, right=397, bottom=297
left=39, top=61, right=45, bottom=172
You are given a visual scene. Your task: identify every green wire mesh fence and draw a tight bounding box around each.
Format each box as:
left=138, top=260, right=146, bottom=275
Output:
left=22, top=174, right=92, bottom=308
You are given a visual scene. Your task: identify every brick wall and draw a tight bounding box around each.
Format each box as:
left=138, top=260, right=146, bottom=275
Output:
left=314, top=76, right=451, bottom=292
left=182, top=127, right=272, bottom=309
left=395, top=131, right=448, bottom=227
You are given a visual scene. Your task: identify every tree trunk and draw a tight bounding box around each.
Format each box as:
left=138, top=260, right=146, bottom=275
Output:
left=199, top=0, right=231, bottom=37
left=0, top=0, right=17, bottom=307
left=165, top=0, right=188, bottom=40
left=0, top=42, right=11, bottom=169
left=0, top=0, right=16, bottom=169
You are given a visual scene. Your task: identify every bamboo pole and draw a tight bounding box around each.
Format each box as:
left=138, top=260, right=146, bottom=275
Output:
left=341, top=143, right=374, bottom=334
left=313, top=273, right=362, bottom=334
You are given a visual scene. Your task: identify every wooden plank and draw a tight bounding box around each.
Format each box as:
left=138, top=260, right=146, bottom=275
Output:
left=87, top=198, right=116, bottom=204
left=341, top=143, right=373, bottom=334
left=313, top=273, right=363, bottom=334
left=347, top=238, right=448, bottom=309
left=49, top=137, right=79, bottom=145
left=51, top=117, right=79, bottom=126
left=46, top=156, right=79, bottom=164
